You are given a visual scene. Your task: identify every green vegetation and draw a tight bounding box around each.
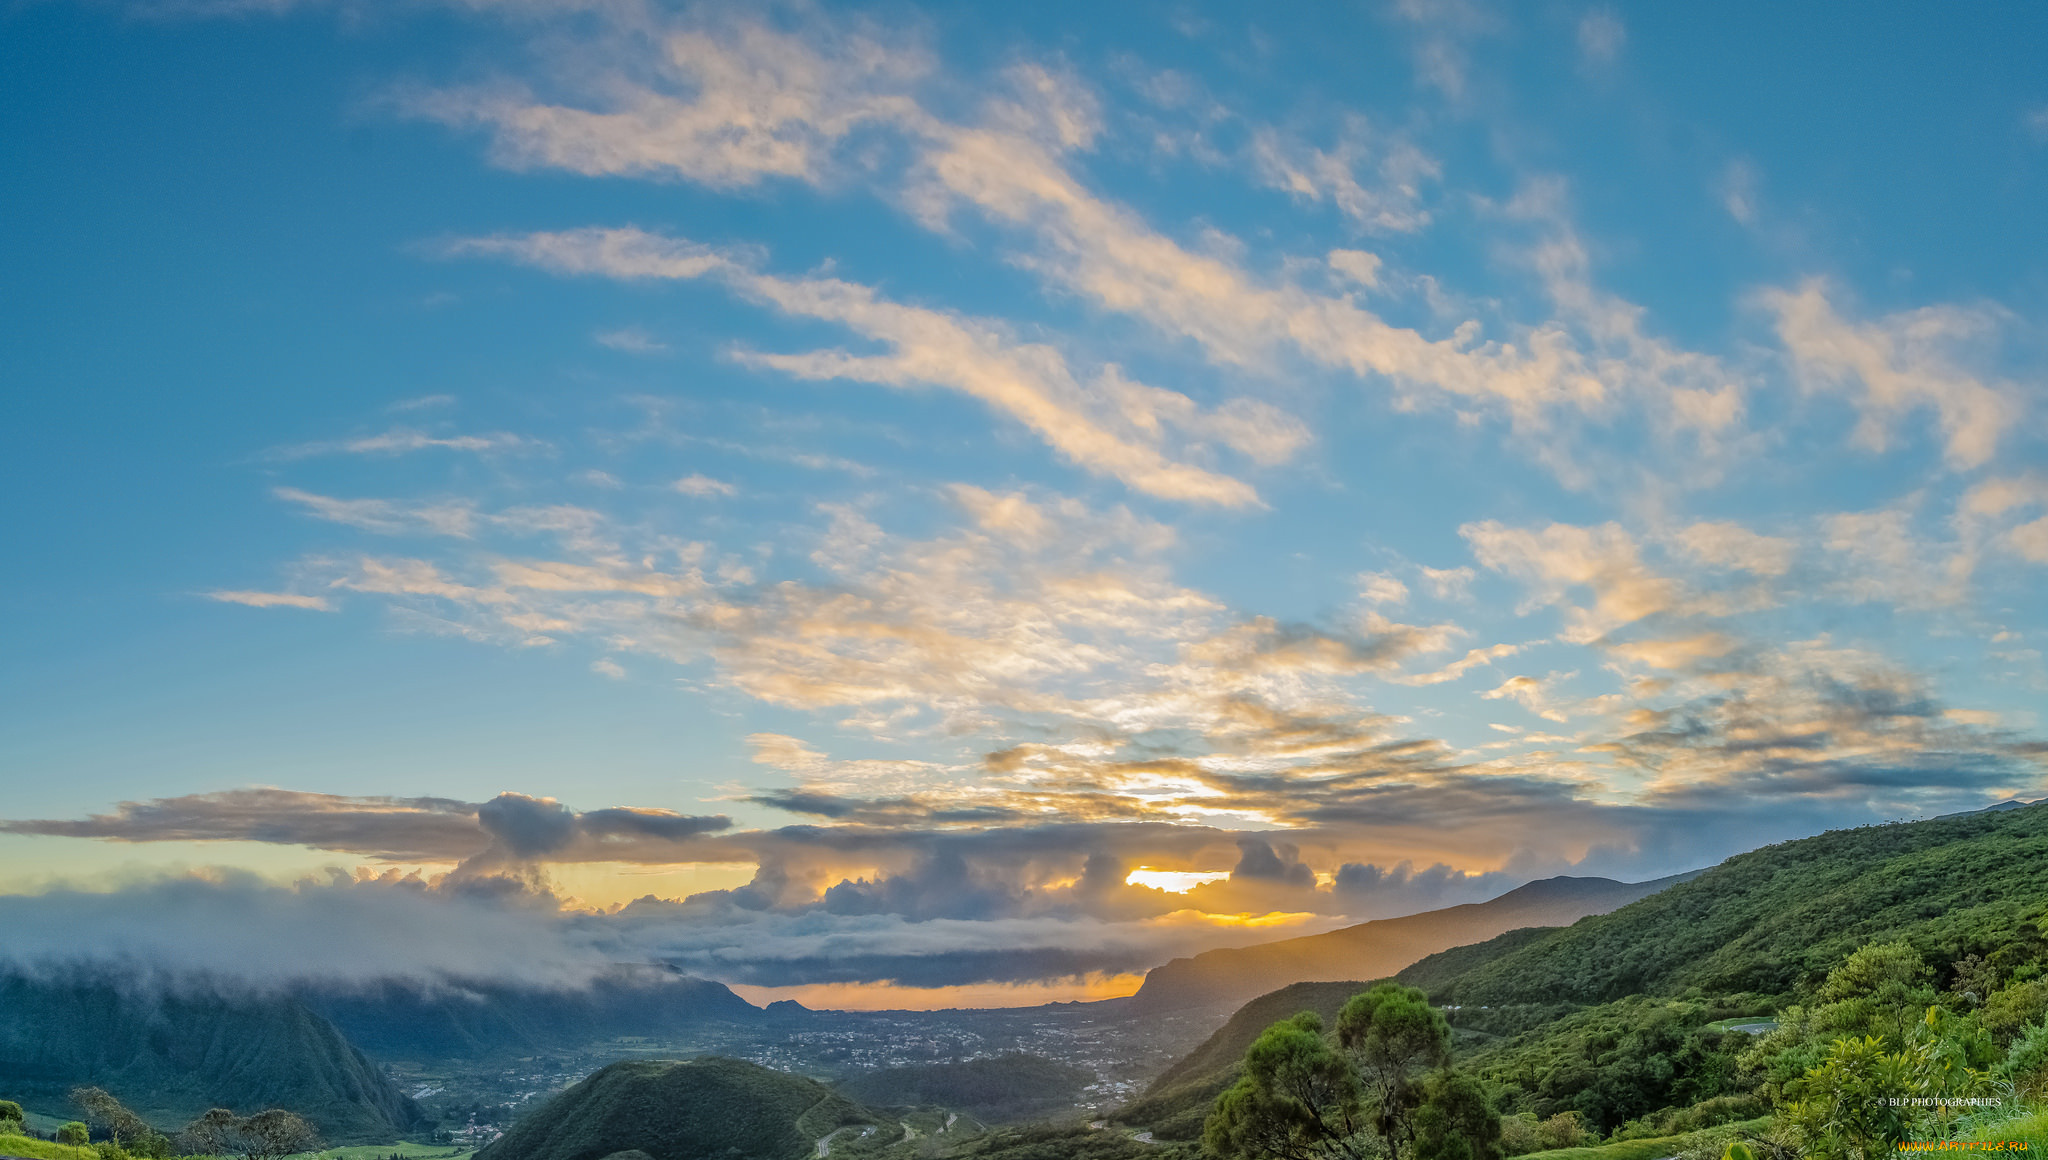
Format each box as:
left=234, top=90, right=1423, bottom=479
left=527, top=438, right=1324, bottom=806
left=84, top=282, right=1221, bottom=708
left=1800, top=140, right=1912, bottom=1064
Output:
left=0, top=1133, right=101, bottom=1160
left=301, top=1142, right=471, bottom=1160
left=836, top=1054, right=1092, bottom=1124
left=1126, top=803, right=2048, bottom=1160
left=1425, top=807, right=2048, bottom=1007
left=0, top=974, right=421, bottom=1142
left=473, top=1058, right=883, bottom=1160
left=1202, top=983, right=1502, bottom=1160
left=944, top=1125, right=1174, bottom=1160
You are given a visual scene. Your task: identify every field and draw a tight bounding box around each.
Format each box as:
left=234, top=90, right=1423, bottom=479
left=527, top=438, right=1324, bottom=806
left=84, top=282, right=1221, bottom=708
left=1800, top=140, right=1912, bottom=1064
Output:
left=0, top=1134, right=98, bottom=1160
left=294, top=1144, right=474, bottom=1160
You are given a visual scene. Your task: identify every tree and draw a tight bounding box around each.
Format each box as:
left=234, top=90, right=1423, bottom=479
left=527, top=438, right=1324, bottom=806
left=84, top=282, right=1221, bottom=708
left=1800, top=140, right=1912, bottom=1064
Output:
left=1204, top=1013, right=1368, bottom=1160
left=0, top=1101, right=24, bottom=1132
left=58, top=1122, right=92, bottom=1147
left=179, top=1108, right=320, bottom=1160
left=1409, top=1072, right=1502, bottom=1160
left=1207, top=988, right=1496, bottom=1160
left=1337, top=983, right=1451, bottom=1159
left=71, top=1087, right=170, bottom=1156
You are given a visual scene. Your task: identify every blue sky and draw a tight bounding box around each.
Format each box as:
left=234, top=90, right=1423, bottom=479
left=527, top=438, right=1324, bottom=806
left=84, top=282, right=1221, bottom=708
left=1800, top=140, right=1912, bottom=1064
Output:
left=3, top=0, right=2046, bottom=1006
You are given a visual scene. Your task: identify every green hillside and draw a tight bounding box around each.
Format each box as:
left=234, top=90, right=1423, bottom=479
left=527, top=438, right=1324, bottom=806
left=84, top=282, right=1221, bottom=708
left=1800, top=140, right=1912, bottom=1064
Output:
left=1424, top=804, right=2048, bottom=1007
left=0, top=972, right=422, bottom=1142
left=1127, top=874, right=1693, bottom=1015
left=474, top=1058, right=881, bottom=1160
left=835, top=1054, right=1091, bottom=1123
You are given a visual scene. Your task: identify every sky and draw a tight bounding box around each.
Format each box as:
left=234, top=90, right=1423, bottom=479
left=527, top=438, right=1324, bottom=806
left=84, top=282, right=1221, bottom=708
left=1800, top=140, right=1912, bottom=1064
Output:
left=2, top=0, right=2046, bottom=1009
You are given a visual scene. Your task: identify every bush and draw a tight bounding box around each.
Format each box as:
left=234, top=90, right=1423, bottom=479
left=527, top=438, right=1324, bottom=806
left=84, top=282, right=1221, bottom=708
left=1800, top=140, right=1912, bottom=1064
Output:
left=1996, top=1020, right=2048, bottom=1096
left=58, top=1123, right=91, bottom=1146
left=1, top=1101, right=25, bottom=1127
left=1984, top=980, right=2048, bottom=1045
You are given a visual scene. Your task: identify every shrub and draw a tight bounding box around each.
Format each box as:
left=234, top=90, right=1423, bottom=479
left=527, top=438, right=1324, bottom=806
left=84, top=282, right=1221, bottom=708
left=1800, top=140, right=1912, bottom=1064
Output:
left=57, top=1123, right=91, bottom=1146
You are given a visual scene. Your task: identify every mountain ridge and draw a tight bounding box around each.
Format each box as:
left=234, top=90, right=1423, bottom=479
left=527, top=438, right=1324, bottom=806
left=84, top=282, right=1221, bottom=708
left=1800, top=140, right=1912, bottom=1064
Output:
left=1126, top=871, right=1699, bottom=1014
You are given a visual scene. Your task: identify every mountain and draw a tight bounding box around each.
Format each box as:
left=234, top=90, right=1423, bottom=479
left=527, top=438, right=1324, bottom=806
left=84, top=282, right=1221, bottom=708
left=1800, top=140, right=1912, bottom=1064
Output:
left=1126, top=872, right=1697, bottom=1015
left=475, top=1057, right=881, bottom=1160
left=305, top=965, right=761, bottom=1060
left=835, top=1053, right=1091, bottom=1123
left=0, top=971, right=423, bottom=1143
left=1416, top=802, right=2048, bottom=1008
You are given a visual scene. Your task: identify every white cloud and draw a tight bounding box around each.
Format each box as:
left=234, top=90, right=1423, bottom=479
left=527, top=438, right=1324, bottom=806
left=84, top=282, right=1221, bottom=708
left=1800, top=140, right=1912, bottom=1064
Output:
left=405, top=19, right=932, bottom=189
left=275, top=487, right=479, bottom=537
left=673, top=474, right=738, bottom=497
left=590, top=657, right=627, bottom=679
left=270, top=428, right=536, bottom=459
left=1761, top=279, right=2017, bottom=470
left=207, top=590, right=334, bottom=611
left=1249, top=118, right=1438, bottom=233
left=458, top=227, right=1278, bottom=507
left=596, top=327, right=667, bottom=353
left=1463, top=520, right=1683, bottom=643
left=1358, top=572, right=1409, bottom=606
left=1421, top=565, right=1476, bottom=601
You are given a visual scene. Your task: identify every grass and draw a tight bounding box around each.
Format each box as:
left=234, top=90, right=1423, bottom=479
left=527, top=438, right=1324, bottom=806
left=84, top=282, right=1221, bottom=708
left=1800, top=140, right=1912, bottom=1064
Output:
left=0, top=1133, right=98, bottom=1160
left=1953, top=1107, right=2048, bottom=1150
left=294, top=1145, right=473, bottom=1160
left=1515, top=1117, right=1771, bottom=1160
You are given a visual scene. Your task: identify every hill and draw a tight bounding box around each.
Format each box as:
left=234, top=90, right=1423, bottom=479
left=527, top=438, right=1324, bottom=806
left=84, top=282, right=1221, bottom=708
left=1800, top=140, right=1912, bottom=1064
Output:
left=474, top=1057, right=880, bottom=1160
left=1419, top=803, right=2048, bottom=1007
left=835, top=1053, right=1091, bottom=1123
left=1126, top=872, right=1696, bottom=1015
left=0, top=970, right=422, bottom=1142
left=306, top=965, right=761, bottom=1060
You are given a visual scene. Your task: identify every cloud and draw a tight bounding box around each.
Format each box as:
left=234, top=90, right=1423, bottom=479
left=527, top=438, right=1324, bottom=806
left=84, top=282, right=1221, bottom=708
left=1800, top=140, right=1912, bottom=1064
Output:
left=672, top=473, right=738, bottom=497
left=269, top=428, right=536, bottom=460
left=1358, top=572, right=1409, bottom=606
left=1576, top=9, right=1626, bottom=65
left=1721, top=159, right=1760, bottom=226
left=590, top=657, right=626, bottom=679
left=404, top=17, right=932, bottom=189
left=388, top=394, right=455, bottom=412
left=2026, top=105, right=2048, bottom=144
left=1249, top=118, right=1438, bottom=233
left=275, top=487, right=479, bottom=536
left=595, top=327, right=667, bottom=353
left=1673, top=520, right=1795, bottom=577
left=1482, top=672, right=1575, bottom=723
left=408, top=9, right=1778, bottom=491
left=457, top=227, right=1275, bottom=506
left=206, top=590, right=334, bottom=611
left=1761, top=279, right=2017, bottom=470
left=1463, top=520, right=1683, bottom=643
left=0, top=789, right=732, bottom=873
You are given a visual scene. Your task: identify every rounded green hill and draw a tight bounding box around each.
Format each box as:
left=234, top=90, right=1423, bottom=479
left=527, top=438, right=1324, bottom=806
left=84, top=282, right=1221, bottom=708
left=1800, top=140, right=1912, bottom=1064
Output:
left=475, top=1058, right=880, bottom=1160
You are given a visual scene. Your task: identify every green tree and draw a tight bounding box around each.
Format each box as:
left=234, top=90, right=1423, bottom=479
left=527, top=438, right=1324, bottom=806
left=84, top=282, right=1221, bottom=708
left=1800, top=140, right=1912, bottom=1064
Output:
left=59, top=1122, right=92, bottom=1147
left=1203, top=1013, right=1367, bottom=1160
left=1337, top=984, right=1451, bottom=1159
left=71, top=1087, right=170, bottom=1156
left=0, top=1101, right=25, bottom=1132
left=1409, top=1072, right=1502, bottom=1160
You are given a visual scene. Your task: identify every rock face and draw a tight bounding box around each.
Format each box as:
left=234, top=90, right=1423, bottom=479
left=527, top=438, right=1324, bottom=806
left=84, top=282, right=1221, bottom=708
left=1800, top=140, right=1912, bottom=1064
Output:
left=475, top=1058, right=880, bottom=1160
left=0, top=970, right=423, bottom=1143
left=1126, top=872, right=1698, bottom=1015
